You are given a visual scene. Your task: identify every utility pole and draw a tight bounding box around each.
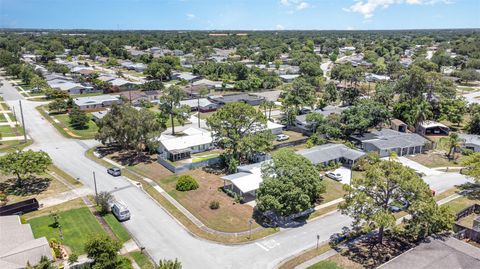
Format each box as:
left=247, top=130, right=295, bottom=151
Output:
left=18, top=100, right=27, bottom=143
left=93, top=171, right=98, bottom=205
left=316, top=234, right=320, bottom=250
left=248, top=219, right=253, bottom=239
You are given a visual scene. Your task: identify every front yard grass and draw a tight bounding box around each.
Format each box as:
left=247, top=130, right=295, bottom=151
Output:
left=103, top=213, right=131, bottom=243
left=157, top=170, right=260, bottom=233
left=0, top=172, right=70, bottom=204
left=128, top=251, right=155, bottom=269
left=29, top=207, right=107, bottom=254
left=53, top=113, right=98, bottom=139
left=0, top=139, right=32, bottom=153
left=407, top=150, right=466, bottom=168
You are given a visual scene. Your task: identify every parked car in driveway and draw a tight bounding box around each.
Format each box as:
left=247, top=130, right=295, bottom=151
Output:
left=388, top=205, right=401, bottom=213
left=107, top=167, right=121, bottom=177
left=326, top=172, right=342, bottom=181
left=276, top=134, right=290, bottom=141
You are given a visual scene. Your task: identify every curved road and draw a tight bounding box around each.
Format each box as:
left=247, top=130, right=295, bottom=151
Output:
left=0, top=77, right=352, bottom=268
left=0, top=76, right=471, bottom=268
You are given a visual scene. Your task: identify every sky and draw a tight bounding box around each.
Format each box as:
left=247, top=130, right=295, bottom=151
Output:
left=0, top=0, right=479, bottom=30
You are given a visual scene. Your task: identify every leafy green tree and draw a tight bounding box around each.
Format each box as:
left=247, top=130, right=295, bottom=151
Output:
left=340, top=159, right=452, bottom=244
left=340, top=99, right=390, bottom=135
left=467, top=111, right=480, bottom=134
left=48, top=99, right=68, bottom=113
left=0, top=150, right=52, bottom=187
left=143, top=80, right=164, bottom=91
left=44, top=88, right=69, bottom=100
left=446, top=133, right=461, bottom=160
left=323, top=82, right=338, bottom=104
left=207, top=102, right=273, bottom=171
left=257, top=148, right=325, bottom=217
left=158, top=259, right=182, bottom=269
left=84, top=235, right=128, bottom=269
left=96, top=191, right=113, bottom=215
left=96, top=105, right=162, bottom=152
left=159, top=85, right=190, bottom=135
left=462, top=153, right=480, bottom=182
left=26, top=256, right=55, bottom=269
left=282, top=77, right=316, bottom=111
left=69, top=106, right=90, bottom=129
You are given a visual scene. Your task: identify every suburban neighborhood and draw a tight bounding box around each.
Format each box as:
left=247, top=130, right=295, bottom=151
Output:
left=0, top=1, right=480, bottom=269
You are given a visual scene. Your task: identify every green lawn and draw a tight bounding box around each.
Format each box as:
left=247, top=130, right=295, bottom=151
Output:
left=321, top=178, right=346, bottom=203
left=0, top=125, right=16, bottom=136
left=29, top=207, right=106, bottom=254
left=308, top=261, right=343, bottom=269
left=103, top=213, right=131, bottom=243
left=53, top=113, right=99, bottom=139
left=0, top=139, right=32, bottom=153
left=0, top=113, right=7, bottom=122
left=129, top=251, right=155, bottom=269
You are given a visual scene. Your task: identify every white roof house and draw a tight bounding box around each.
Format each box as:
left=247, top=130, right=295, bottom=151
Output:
left=0, top=215, right=53, bottom=268
left=172, top=72, right=199, bottom=82
left=179, top=98, right=218, bottom=112
left=192, top=79, right=223, bottom=88
left=74, top=95, right=121, bottom=110
left=279, top=74, right=299, bottom=82
left=48, top=80, right=93, bottom=94
left=158, top=127, right=214, bottom=161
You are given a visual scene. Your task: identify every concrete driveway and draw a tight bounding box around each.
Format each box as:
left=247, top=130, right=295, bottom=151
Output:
left=331, top=167, right=352, bottom=185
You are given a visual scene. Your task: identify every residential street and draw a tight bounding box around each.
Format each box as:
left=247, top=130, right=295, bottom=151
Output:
left=0, top=76, right=473, bottom=268
left=0, top=76, right=353, bottom=268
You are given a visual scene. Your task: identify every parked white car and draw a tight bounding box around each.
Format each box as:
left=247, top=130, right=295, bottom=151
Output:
left=326, top=172, right=342, bottom=181
left=276, top=134, right=290, bottom=141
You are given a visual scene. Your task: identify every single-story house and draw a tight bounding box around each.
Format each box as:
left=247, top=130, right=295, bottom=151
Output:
left=179, top=98, right=218, bottom=112
left=297, top=143, right=365, bottom=167
left=251, top=90, right=283, bottom=102
left=70, top=66, right=94, bottom=74
left=295, top=106, right=348, bottom=132
left=459, top=134, right=480, bottom=152
left=209, top=93, right=265, bottom=106
left=73, top=94, right=122, bottom=110
left=378, top=236, right=480, bottom=269
left=0, top=215, right=53, bottom=269
left=158, top=127, right=214, bottom=161
left=350, top=129, right=428, bottom=157
left=45, top=73, right=71, bottom=82
left=222, top=143, right=363, bottom=197
left=91, top=110, right=109, bottom=122
left=48, top=80, right=97, bottom=95
left=172, top=72, right=199, bottom=82
left=391, top=119, right=407, bottom=133
left=119, top=90, right=160, bottom=105
left=250, top=121, right=285, bottom=135
left=279, top=74, right=300, bottom=83
left=182, top=85, right=212, bottom=98
left=109, top=78, right=143, bottom=91
left=96, top=75, right=116, bottom=83
left=416, top=121, right=450, bottom=136
left=192, top=78, right=223, bottom=89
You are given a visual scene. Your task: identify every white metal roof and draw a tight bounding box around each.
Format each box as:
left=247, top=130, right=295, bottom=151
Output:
left=160, top=128, right=213, bottom=151
left=74, top=95, right=121, bottom=106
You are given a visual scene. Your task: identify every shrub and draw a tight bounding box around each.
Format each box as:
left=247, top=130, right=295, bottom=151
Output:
left=209, top=200, right=220, bottom=210
left=462, top=148, right=474, bottom=156
left=175, top=175, right=199, bottom=191
left=96, top=191, right=113, bottom=215
left=68, top=253, right=79, bottom=264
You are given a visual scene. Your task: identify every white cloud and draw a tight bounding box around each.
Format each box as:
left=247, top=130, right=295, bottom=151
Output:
left=346, top=26, right=356, bottom=30
left=344, top=0, right=452, bottom=18
left=296, top=2, right=310, bottom=10
left=276, top=24, right=285, bottom=30
left=280, top=0, right=311, bottom=11
left=186, top=13, right=195, bottom=19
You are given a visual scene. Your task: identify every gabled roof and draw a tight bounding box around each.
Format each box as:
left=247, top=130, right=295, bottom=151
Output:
left=459, top=134, right=480, bottom=146
left=74, top=95, right=121, bottom=106
left=180, top=98, right=216, bottom=108
left=352, top=129, right=428, bottom=150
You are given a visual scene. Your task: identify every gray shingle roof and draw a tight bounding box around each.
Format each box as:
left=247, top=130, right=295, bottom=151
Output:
left=297, top=143, right=365, bottom=164
left=357, top=129, right=428, bottom=150
left=459, top=134, right=480, bottom=146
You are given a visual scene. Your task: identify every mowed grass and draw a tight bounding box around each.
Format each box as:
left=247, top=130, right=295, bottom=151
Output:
left=53, top=113, right=99, bottom=139
left=29, top=207, right=106, bottom=254
left=307, top=260, right=343, bottom=269
left=0, top=125, right=16, bottom=136
left=103, top=213, right=131, bottom=243
left=321, top=178, right=346, bottom=203
left=129, top=251, right=155, bottom=269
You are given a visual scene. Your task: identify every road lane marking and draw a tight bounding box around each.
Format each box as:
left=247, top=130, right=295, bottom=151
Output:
left=255, top=242, right=269, bottom=252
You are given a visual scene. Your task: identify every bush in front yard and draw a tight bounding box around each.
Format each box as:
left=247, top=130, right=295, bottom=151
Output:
left=175, top=175, right=199, bottom=191
left=209, top=200, right=220, bottom=210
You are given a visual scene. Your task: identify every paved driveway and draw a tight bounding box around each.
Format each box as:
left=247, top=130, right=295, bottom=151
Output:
left=331, top=167, right=352, bottom=185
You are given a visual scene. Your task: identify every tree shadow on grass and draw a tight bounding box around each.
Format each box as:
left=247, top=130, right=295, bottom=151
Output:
left=457, top=182, right=480, bottom=200
left=96, top=145, right=155, bottom=166
left=341, top=234, right=415, bottom=269
left=0, top=176, right=51, bottom=196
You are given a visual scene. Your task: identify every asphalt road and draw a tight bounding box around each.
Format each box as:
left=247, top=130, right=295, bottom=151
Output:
left=0, top=76, right=472, bottom=268
left=0, top=77, right=353, bottom=268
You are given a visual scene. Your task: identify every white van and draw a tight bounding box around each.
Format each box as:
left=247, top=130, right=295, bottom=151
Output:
left=111, top=201, right=130, bottom=221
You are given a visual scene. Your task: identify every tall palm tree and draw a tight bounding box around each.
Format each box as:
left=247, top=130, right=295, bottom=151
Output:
left=413, top=101, right=433, bottom=128
left=197, top=87, right=209, bottom=128
left=447, top=132, right=461, bottom=160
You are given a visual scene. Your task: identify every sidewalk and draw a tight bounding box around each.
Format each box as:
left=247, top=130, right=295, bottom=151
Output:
left=38, top=186, right=93, bottom=208
left=294, top=249, right=338, bottom=269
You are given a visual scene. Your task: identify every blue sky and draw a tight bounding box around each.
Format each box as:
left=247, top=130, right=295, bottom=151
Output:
left=0, top=0, right=478, bottom=30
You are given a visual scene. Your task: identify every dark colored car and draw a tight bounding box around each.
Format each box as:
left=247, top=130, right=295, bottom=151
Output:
left=107, top=167, right=121, bottom=177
